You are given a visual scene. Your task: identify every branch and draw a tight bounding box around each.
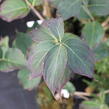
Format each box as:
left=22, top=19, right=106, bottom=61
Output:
left=25, top=0, right=45, bottom=21
left=74, top=92, right=91, bottom=97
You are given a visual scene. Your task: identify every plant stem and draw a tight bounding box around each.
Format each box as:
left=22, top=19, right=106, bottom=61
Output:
left=25, top=0, right=45, bottom=21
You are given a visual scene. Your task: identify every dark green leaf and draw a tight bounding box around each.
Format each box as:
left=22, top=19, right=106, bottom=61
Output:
left=56, top=0, right=82, bottom=20
left=44, top=45, right=69, bottom=94
left=64, top=33, right=95, bottom=77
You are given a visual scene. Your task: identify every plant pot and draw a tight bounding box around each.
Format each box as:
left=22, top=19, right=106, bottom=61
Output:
left=0, top=71, right=40, bottom=109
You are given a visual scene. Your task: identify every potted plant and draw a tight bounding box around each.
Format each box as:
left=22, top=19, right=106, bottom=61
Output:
left=0, top=0, right=109, bottom=109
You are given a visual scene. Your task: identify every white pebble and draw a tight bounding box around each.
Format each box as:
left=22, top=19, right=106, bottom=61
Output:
left=37, top=20, right=43, bottom=25
left=26, top=21, right=35, bottom=28
left=61, top=89, right=70, bottom=99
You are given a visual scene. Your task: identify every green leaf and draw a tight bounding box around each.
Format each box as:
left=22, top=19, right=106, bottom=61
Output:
left=77, top=0, right=94, bottom=20
left=82, top=21, right=104, bottom=48
left=29, top=0, right=42, bottom=6
left=27, top=41, right=55, bottom=78
left=30, top=18, right=64, bottom=42
left=80, top=101, right=100, bottom=109
left=64, top=82, right=75, bottom=93
left=77, top=7, right=91, bottom=19
left=13, top=32, right=32, bottom=55
left=80, top=100, right=109, bottom=109
left=94, top=40, right=109, bottom=61
left=44, top=45, right=69, bottom=94
left=64, top=33, right=95, bottom=77
left=0, top=0, right=30, bottom=22
left=56, top=0, right=82, bottom=20
left=0, top=48, right=26, bottom=72
left=77, top=0, right=109, bottom=19
left=89, top=0, right=109, bottom=16
left=18, top=69, right=41, bottom=90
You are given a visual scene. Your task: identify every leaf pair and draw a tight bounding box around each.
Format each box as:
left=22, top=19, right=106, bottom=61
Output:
left=27, top=18, right=95, bottom=94
left=0, top=0, right=42, bottom=22
left=50, top=0, right=109, bottom=20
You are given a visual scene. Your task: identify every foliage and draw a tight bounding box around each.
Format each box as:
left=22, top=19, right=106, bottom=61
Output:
left=0, top=1, right=109, bottom=107
left=80, top=92, right=109, bottom=109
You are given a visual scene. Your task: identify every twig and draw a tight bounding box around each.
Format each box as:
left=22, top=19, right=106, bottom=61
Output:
left=102, top=17, right=109, bottom=30
left=104, top=90, right=109, bottom=94
left=71, top=91, right=91, bottom=100
left=74, top=92, right=91, bottom=97
left=74, top=90, right=109, bottom=99
left=25, top=0, right=45, bottom=21
left=102, top=17, right=109, bottom=27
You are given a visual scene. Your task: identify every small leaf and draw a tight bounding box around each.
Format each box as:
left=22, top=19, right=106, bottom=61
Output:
left=13, top=32, right=32, bottom=55
left=64, top=82, right=75, bottom=93
left=0, top=48, right=26, bottom=72
left=56, top=0, right=82, bottom=20
left=44, top=45, right=69, bottom=95
left=94, top=40, right=109, bottom=61
left=64, top=33, right=95, bottom=77
left=18, top=69, right=41, bottom=90
left=0, top=0, right=30, bottom=22
left=82, top=21, right=104, bottom=48
left=27, top=41, right=55, bottom=78
left=30, top=18, right=64, bottom=42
